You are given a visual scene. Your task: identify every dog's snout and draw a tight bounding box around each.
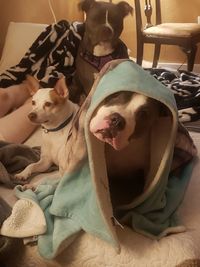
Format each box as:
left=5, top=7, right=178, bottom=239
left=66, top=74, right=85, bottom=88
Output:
left=28, top=112, right=37, bottom=121
left=100, top=26, right=113, bottom=39
left=95, top=113, right=125, bottom=139
left=97, top=128, right=113, bottom=139
left=109, top=113, right=126, bottom=131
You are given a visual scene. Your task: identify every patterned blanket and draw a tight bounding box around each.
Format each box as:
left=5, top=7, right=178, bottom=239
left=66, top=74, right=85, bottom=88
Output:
left=146, top=68, right=200, bottom=124
left=0, top=20, right=200, bottom=126
left=0, top=20, right=84, bottom=89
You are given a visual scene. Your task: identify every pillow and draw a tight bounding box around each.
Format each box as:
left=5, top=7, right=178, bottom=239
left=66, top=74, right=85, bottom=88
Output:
left=0, top=22, right=48, bottom=73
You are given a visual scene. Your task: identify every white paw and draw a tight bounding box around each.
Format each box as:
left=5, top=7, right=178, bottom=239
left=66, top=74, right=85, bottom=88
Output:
left=22, top=183, right=36, bottom=191
left=15, top=171, right=30, bottom=181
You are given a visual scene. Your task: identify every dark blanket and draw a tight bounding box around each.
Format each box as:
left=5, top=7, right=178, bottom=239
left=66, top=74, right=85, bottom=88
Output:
left=0, top=141, right=57, bottom=188
left=145, top=68, right=200, bottom=124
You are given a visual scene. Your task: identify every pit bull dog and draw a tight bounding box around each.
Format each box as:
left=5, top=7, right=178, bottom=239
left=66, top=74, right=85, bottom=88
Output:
left=15, top=76, right=79, bottom=181
left=70, top=0, right=133, bottom=103
left=89, top=91, right=162, bottom=203
left=61, top=60, right=164, bottom=205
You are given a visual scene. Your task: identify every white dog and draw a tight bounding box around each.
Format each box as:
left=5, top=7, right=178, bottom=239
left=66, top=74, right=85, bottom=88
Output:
left=15, top=76, right=79, bottom=180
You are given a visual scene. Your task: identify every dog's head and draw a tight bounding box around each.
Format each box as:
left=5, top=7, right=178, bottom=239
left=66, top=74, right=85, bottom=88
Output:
left=79, top=0, right=133, bottom=55
left=24, top=76, right=71, bottom=126
left=90, top=91, right=162, bottom=150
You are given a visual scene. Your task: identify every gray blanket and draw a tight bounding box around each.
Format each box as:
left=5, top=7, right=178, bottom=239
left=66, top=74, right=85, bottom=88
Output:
left=0, top=141, right=57, bottom=188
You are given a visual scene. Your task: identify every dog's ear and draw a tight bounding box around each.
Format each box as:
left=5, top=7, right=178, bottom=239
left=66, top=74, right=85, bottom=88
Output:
left=24, top=75, right=40, bottom=96
left=54, top=77, right=69, bottom=98
left=117, top=1, right=133, bottom=17
left=78, top=0, right=95, bottom=12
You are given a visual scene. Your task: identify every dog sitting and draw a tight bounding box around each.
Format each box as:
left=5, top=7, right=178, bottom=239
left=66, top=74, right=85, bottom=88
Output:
left=70, top=0, right=133, bottom=103
left=15, top=76, right=79, bottom=181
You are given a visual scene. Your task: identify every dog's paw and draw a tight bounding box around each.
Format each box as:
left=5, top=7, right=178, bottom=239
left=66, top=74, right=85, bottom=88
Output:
left=21, top=184, right=36, bottom=191
left=14, top=171, right=30, bottom=181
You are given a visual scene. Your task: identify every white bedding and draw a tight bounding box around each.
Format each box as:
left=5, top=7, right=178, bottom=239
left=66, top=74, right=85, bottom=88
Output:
left=1, top=22, right=200, bottom=267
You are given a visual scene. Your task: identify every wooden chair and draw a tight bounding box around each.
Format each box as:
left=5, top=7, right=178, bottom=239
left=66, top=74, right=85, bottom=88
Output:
left=134, top=0, right=200, bottom=71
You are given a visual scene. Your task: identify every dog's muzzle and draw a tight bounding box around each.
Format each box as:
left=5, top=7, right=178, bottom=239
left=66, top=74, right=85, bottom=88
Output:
left=96, top=112, right=125, bottom=138
left=90, top=112, right=127, bottom=150
left=99, top=25, right=113, bottom=41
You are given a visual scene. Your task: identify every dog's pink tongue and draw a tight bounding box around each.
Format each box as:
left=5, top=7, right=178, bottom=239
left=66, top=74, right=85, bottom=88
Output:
left=105, top=138, right=118, bottom=150
left=108, top=136, right=122, bottom=150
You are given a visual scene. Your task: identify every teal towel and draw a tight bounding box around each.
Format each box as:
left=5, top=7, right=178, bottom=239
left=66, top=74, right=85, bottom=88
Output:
left=15, top=59, right=197, bottom=259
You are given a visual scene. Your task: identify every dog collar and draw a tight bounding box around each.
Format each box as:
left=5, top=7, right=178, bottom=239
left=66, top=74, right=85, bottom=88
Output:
left=80, top=51, right=115, bottom=71
left=42, top=113, right=74, bottom=133
left=80, top=42, right=129, bottom=71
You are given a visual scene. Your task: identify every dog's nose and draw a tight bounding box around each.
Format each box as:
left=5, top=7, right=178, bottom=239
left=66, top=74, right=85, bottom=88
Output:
left=97, top=113, right=126, bottom=139
left=108, top=113, right=126, bottom=131
left=28, top=112, right=37, bottom=121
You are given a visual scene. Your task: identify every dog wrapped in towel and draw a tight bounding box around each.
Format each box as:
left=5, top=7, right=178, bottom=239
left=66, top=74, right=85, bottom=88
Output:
left=2, top=59, right=197, bottom=259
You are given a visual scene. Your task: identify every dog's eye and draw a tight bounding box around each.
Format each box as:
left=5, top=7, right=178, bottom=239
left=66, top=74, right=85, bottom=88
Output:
left=45, top=102, right=52, bottom=107
left=32, top=100, right=36, bottom=106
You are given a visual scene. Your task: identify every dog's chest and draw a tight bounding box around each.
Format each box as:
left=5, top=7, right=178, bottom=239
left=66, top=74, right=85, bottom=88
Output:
left=75, top=47, right=97, bottom=95
left=41, top=130, right=67, bottom=166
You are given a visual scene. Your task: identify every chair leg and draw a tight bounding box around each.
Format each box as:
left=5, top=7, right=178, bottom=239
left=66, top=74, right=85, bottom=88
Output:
left=152, top=44, right=161, bottom=68
left=136, top=41, right=144, bottom=66
left=186, top=45, right=197, bottom=72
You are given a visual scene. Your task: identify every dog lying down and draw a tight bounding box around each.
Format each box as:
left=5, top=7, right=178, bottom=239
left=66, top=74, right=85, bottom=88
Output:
left=89, top=90, right=168, bottom=206
left=15, top=75, right=79, bottom=181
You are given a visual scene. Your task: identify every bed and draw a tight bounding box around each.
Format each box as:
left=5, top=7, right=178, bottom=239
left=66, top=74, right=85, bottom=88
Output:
left=0, top=22, right=200, bottom=267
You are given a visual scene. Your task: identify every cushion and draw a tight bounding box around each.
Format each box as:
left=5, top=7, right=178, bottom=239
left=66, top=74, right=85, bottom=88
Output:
left=144, top=23, right=200, bottom=38
left=0, top=22, right=48, bottom=73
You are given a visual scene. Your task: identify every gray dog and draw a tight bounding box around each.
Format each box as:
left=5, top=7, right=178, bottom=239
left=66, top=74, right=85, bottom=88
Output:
left=70, top=0, right=133, bottom=104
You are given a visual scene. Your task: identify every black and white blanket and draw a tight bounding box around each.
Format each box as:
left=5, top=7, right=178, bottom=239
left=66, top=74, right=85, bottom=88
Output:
left=145, top=68, right=200, bottom=125
left=0, top=20, right=84, bottom=88
left=1, top=20, right=200, bottom=128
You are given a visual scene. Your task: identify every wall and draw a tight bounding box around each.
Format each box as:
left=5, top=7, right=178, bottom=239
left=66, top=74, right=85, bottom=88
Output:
left=0, top=0, right=84, bottom=58
left=119, top=0, right=200, bottom=65
left=0, top=0, right=200, bottom=65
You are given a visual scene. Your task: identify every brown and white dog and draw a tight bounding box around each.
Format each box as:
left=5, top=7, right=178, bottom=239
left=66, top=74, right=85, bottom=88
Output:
left=15, top=76, right=79, bottom=181
left=70, top=0, right=133, bottom=103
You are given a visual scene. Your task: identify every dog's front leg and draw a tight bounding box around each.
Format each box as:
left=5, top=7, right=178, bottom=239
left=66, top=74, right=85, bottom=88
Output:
left=15, top=156, right=52, bottom=181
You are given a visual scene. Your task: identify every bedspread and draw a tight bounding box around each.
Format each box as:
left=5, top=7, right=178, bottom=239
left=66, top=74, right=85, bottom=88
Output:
left=0, top=61, right=199, bottom=266
left=1, top=131, right=200, bottom=267
left=146, top=68, right=200, bottom=123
